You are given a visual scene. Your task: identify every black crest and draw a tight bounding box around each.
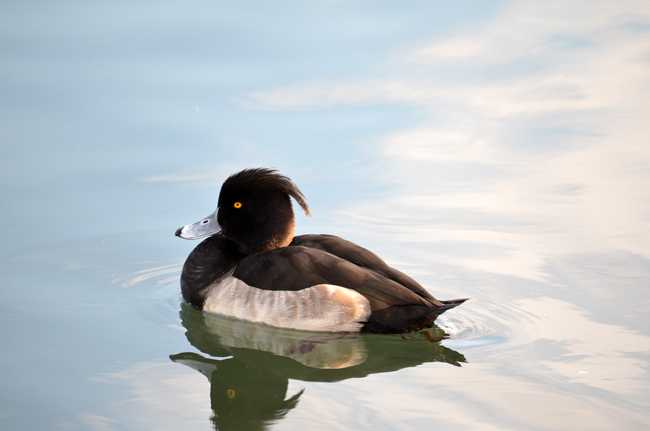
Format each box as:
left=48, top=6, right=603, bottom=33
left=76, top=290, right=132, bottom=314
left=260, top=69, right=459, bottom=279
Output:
left=218, top=168, right=310, bottom=215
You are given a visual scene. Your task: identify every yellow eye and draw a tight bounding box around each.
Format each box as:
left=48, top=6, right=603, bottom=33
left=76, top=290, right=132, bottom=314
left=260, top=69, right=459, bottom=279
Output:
left=226, top=388, right=237, bottom=399
left=233, top=201, right=242, bottom=209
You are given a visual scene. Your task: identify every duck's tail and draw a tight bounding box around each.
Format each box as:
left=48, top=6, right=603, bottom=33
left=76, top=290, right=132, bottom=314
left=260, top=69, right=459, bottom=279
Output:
left=437, top=298, right=469, bottom=315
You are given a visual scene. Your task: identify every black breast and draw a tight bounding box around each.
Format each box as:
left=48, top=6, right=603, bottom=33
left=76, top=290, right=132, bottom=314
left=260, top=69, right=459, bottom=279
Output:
left=181, top=235, right=245, bottom=307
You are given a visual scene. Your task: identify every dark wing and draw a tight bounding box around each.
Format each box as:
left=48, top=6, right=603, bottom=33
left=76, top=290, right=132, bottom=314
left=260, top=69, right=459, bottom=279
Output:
left=233, top=246, right=442, bottom=312
left=291, top=234, right=436, bottom=301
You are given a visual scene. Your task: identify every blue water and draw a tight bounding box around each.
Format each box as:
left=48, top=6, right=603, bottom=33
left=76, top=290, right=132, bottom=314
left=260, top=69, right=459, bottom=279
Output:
left=2, top=1, right=650, bottom=430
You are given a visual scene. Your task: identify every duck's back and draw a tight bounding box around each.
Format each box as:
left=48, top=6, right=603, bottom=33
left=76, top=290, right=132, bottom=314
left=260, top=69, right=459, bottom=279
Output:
left=291, top=234, right=436, bottom=301
left=291, top=234, right=468, bottom=327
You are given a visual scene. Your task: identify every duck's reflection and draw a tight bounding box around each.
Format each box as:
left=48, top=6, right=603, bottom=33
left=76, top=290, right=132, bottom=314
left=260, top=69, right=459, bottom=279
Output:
left=170, top=303, right=465, bottom=430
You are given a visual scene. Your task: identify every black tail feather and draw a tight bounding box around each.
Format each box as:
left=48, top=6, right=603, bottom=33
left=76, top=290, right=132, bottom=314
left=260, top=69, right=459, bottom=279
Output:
left=362, top=298, right=469, bottom=333
left=438, top=298, right=469, bottom=314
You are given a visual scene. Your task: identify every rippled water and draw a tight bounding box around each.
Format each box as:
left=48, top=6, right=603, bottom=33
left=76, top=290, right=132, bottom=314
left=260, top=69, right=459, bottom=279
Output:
left=2, top=1, right=650, bottom=430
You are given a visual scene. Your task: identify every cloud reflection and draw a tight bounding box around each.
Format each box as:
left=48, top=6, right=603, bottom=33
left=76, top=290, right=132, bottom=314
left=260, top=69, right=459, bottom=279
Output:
left=244, top=1, right=650, bottom=283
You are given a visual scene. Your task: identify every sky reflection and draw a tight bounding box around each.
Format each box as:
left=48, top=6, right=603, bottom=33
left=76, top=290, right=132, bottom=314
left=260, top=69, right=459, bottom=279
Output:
left=244, top=0, right=650, bottom=284
left=1, top=1, right=649, bottom=430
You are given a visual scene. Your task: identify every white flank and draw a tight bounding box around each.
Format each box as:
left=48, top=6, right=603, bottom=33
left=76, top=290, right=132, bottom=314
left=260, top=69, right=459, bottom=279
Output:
left=202, top=276, right=371, bottom=332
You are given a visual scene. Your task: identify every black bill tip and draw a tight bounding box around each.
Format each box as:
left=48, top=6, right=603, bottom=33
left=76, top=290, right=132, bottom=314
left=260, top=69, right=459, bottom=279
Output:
left=174, top=227, right=183, bottom=237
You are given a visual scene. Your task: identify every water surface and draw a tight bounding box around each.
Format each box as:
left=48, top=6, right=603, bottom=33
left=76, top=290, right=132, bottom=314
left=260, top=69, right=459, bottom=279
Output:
left=2, top=1, right=650, bottom=430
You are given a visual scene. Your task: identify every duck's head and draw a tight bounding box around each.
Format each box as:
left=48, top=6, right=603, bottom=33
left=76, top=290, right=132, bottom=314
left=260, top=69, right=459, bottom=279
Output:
left=175, top=168, right=309, bottom=255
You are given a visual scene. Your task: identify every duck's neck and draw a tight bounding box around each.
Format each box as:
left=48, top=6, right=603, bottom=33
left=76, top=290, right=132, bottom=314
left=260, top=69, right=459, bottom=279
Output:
left=261, top=216, right=295, bottom=251
left=235, top=211, right=296, bottom=255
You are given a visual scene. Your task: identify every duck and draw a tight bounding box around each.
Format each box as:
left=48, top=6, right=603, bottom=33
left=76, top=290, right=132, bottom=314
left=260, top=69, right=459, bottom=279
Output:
left=175, top=168, right=466, bottom=333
